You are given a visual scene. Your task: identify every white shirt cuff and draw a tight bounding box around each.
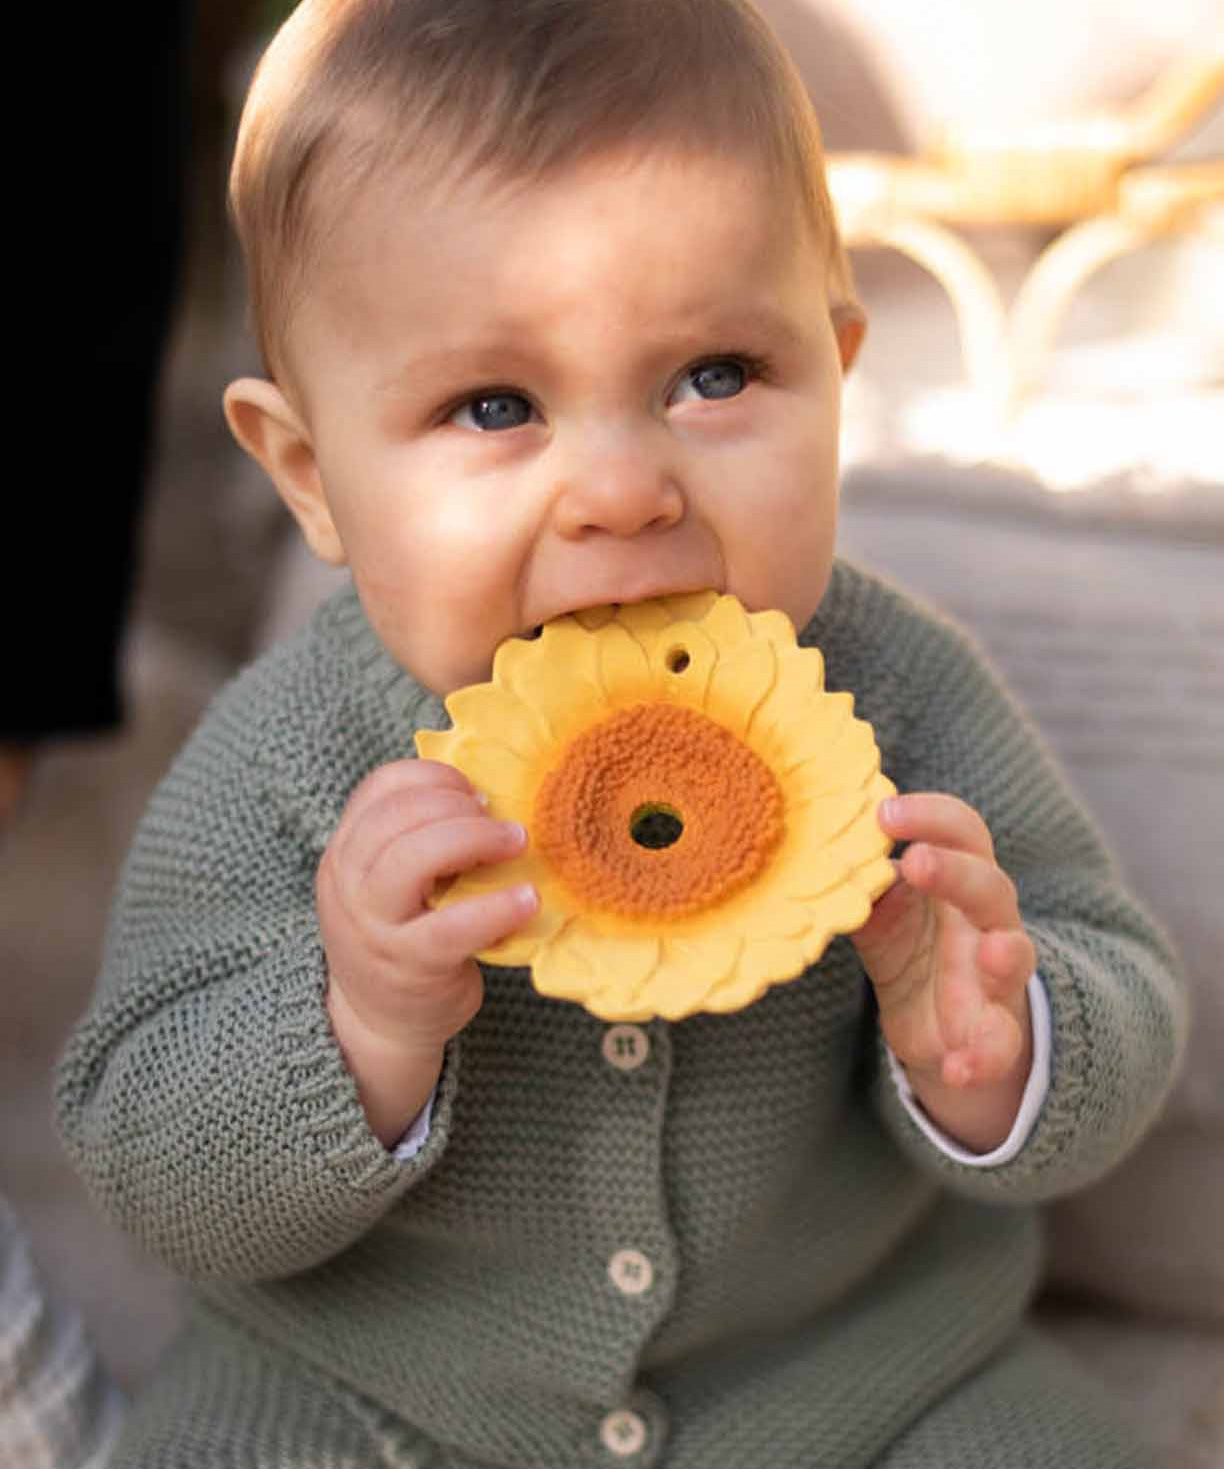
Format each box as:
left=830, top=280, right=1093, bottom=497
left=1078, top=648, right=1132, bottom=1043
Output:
left=391, top=1090, right=436, bottom=1162
left=885, top=973, right=1052, bottom=1168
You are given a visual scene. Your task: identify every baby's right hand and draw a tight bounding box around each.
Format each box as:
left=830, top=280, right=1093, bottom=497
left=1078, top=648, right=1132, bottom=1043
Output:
left=316, top=759, right=537, bottom=1142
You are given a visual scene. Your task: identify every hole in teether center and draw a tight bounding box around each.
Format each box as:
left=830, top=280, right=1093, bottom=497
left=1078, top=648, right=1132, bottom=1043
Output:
left=666, top=645, right=690, bottom=673
left=630, top=803, right=684, bottom=850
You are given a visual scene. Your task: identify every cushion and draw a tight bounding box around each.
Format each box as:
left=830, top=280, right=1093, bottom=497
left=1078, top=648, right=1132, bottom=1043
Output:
left=838, top=461, right=1224, bottom=1321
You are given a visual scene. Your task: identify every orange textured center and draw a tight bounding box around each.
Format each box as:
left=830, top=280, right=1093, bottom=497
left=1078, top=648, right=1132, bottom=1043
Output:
left=533, top=703, right=784, bottom=918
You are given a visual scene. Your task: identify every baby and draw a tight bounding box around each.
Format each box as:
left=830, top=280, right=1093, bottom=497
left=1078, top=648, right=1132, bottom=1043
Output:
left=56, top=2, right=1186, bottom=1465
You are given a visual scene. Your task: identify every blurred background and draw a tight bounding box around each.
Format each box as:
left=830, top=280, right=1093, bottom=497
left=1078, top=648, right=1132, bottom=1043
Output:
left=2, top=2, right=1221, bottom=1464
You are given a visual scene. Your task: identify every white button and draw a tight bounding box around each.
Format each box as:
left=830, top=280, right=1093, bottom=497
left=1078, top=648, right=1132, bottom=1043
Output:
left=608, top=1248, right=654, bottom=1296
left=599, top=1408, right=648, bottom=1457
left=602, top=1024, right=649, bottom=1071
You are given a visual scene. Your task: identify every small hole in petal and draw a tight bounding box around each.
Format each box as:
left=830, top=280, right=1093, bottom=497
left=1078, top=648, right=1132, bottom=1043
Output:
left=666, top=646, right=690, bottom=673
left=630, top=803, right=684, bottom=849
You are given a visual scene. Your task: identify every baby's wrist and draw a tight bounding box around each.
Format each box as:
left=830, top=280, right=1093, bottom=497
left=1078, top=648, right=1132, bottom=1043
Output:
left=325, top=980, right=449, bottom=1147
left=904, top=1066, right=1025, bottom=1156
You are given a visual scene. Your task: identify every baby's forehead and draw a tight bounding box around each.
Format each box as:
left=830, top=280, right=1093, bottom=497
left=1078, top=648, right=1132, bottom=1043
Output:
left=315, top=140, right=819, bottom=279
left=283, top=145, right=832, bottom=398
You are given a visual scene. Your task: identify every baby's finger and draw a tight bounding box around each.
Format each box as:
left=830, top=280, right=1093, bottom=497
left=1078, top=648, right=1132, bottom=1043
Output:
left=977, top=928, right=1037, bottom=997
left=901, top=844, right=1021, bottom=934
left=334, top=784, right=488, bottom=889
left=943, top=1005, right=1026, bottom=1089
left=337, top=758, right=480, bottom=842
left=879, top=793, right=994, bottom=860
left=407, top=884, right=540, bottom=977
left=363, top=814, right=527, bottom=922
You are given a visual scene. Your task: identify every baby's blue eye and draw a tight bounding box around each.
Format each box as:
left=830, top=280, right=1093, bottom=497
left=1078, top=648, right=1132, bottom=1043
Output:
left=692, top=361, right=745, bottom=399
left=672, top=359, right=750, bottom=405
left=453, top=392, right=533, bottom=432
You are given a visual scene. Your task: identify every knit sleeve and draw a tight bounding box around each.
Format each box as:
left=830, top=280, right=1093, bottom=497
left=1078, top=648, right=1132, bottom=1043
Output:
left=54, top=647, right=459, bottom=1284
left=858, top=588, right=1188, bottom=1205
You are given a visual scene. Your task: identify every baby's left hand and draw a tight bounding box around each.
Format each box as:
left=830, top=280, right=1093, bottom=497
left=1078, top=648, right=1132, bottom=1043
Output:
left=852, top=793, right=1036, bottom=1149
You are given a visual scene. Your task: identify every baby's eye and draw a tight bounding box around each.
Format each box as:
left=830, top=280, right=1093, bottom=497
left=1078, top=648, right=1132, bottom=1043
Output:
left=450, top=392, right=534, bottom=432
left=670, top=358, right=750, bottom=405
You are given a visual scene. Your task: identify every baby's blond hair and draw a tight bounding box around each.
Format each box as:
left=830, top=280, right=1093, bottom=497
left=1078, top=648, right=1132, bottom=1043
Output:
left=231, top=0, right=853, bottom=379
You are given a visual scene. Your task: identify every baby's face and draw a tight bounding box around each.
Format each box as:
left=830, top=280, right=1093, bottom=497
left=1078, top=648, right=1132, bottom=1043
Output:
left=283, top=146, right=853, bottom=694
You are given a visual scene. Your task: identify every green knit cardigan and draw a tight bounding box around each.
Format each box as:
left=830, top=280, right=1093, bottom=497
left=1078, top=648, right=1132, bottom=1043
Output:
left=56, top=560, right=1185, bottom=1468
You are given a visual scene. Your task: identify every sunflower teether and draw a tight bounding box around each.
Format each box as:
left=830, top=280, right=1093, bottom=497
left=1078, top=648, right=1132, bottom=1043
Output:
left=415, top=592, right=895, bottom=1021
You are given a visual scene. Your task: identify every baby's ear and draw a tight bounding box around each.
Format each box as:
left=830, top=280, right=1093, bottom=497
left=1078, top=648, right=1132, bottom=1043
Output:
left=223, top=378, right=346, bottom=566
left=831, top=301, right=867, bottom=374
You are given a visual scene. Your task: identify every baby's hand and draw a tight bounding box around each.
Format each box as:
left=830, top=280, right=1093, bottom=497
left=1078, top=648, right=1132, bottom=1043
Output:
left=316, top=759, right=538, bottom=1143
left=852, top=793, right=1035, bottom=1154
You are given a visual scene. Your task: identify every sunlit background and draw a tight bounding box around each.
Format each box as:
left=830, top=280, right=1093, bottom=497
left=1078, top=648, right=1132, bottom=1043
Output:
left=793, top=0, right=1224, bottom=494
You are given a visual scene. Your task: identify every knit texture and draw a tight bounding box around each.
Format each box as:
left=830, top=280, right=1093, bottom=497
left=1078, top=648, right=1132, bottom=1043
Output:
left=55, top=560, right=1186, bottom=1468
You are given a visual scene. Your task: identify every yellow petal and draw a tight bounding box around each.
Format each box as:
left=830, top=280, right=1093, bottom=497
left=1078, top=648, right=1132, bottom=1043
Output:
left=852, top=855, right=899, bottom=904
left=585, top=965, right=663, bottom=1021
left=585, top=992, right=655, bottom=1024
left=770, top=840, right=853, bottom=901
left=647, top=620, right=717, bottom=709
left=480, top=905, right=573, bottom=966
left=432, top=734, right=537, bottom=811
left=572, top=606, right=616, bottom=631
left=723, top=884, right=815, bottom=941
left=800, top=884, right=873, bottom=951
left=534, top=925, right=662, bottom=1009
left=660, top=589, right=719, bottom=623
left=613, top=601, right=676, bottom=638
left=766, top=691, right=856, bottom=775
left=536, top=617, right=601, bottom=677
left=414, top=728, right=449, bottom=763
left=498, top=624, right=608, bottom=746
left=649, top=935, right=742, bottom=1020
left=530, top=932, right=599, bottom=1003
left=827, top=805, right=894, bottom=871
left=512, top=669, right=605, bottom=747
left=704, top=637, right=779, bottom=739
left=705, top=938, right=808, bottom=1011
left=744, top=607, right=798, bottom=651
left=747, top=666, right=844, bottom=766
left=444, top=681, right=545, bottom=760
left=700, top=593, right=754, bottom=648
left=702, top=971, right=769, bottom=1014
left=595, top=622, right=656, bottom=703
left=866, top=770, right=897, bottom=805
left=787, top=789, right=867, bottom=845
left=782, top=720, right=880, bottom=804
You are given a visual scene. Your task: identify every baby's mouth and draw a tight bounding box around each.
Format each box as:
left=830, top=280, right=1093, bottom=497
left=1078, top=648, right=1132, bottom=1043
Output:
left=520, top=589, right=719, bottom=643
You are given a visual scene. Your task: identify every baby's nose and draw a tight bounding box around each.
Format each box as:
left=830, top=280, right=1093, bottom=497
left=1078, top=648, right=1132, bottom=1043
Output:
left=551, top=437, right=684, bottom=539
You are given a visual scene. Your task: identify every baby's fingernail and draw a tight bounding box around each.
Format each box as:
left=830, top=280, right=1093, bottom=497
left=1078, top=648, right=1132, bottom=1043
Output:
left=881, top=798, right=902, bottom=824
left=474, top=789, right=490, bottom=807
left=511, top=882, right=538, bottom=911
left=504, top=821, right=527, bottom=847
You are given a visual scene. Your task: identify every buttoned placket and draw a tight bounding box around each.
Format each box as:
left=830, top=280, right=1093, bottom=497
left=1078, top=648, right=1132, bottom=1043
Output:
left=591, top=1020, right=673, bottom=1466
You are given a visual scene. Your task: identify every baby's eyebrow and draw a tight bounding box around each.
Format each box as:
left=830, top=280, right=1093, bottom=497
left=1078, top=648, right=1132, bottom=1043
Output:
left=679, top=306, right=805, bottom=351
left=374, top=343, right=537, bottom=397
